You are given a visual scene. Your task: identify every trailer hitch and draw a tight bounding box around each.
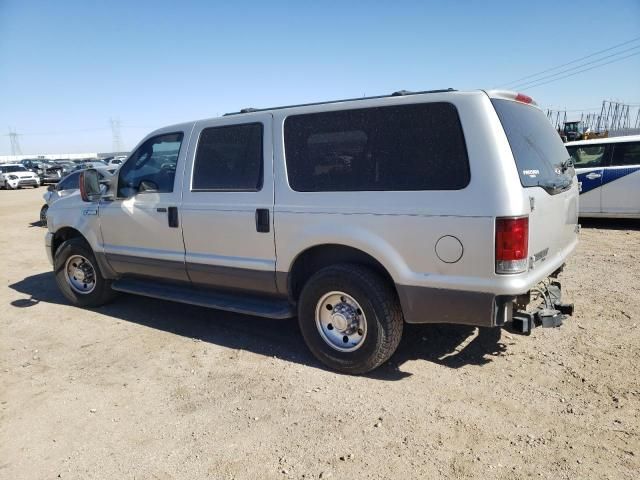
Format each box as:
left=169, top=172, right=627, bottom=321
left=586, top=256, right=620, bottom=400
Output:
left=510, top=280, right=574, bottom=335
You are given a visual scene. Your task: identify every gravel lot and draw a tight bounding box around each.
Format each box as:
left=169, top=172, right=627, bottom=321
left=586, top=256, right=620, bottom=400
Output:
left=1, top=187, right=638, bottom=480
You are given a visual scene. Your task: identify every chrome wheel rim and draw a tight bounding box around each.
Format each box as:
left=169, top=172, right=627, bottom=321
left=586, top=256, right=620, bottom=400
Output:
left=64, top=255, right=96, bottom=294
left=315, top=291, right=367, bottom=352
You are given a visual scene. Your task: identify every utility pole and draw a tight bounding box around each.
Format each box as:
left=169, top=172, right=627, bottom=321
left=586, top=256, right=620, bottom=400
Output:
left=8, top=127, right=22, bottom=155
left=110, top=117, right=123, bottom=153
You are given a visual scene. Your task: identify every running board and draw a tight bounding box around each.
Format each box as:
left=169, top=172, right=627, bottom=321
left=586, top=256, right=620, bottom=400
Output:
left=111, top=278, right=295, bottom=319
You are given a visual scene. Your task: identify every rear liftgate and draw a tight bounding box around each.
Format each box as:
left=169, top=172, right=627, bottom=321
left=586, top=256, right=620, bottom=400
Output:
left=510, top=268, right=574, bottom=335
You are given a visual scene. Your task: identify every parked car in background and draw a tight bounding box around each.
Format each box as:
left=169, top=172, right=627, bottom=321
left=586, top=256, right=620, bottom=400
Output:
left=51, top=160, right=78, bottom=176
left=107, top=157, right=125, bottom=167
left=1, top=164, right=41, bottom=189
left=566, top=134, right=640, bottom=218
left=45, top=89, right=578, bottom=374
left=40, top=168, right=113, bottom=225
left=19, top=159, right=64, bottom=184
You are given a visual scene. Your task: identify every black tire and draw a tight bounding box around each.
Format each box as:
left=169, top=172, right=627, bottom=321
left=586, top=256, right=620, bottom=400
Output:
left=39, top=204, right=48, bottom=226
left=298, top=264, right=403, bottom=374
left=54, top=237, right=116, bottom=308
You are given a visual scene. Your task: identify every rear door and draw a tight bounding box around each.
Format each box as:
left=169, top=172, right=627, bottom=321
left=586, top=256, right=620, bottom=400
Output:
left=180, top=114, right=278, bottom=294
left=601, top=140, right=640, bottom=215
left=492, top=98, right=578, bottom=266
left=566, top=143, right=608, bottom=214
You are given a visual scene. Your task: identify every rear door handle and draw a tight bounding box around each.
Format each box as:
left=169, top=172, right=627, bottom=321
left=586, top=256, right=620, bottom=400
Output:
left=585, top=172, right=602, bottom=180
left=255, top=208, right=270, bottom=233
left=168, top=206, right=179, bottom=228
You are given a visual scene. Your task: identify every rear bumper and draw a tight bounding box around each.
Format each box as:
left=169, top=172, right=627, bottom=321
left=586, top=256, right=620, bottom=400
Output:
left=397, top=284, right=513, bottom=327
left=397, top=264, right=569, bottom=328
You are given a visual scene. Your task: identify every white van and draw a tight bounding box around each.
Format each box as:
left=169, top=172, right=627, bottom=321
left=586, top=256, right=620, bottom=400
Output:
left=45, top=89, right=578, bottom=373
left=566, top=135, right=640, bottom=218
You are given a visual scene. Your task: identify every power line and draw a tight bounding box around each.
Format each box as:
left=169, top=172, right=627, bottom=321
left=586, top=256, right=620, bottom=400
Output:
left=517, top=50, right=640, bottom=90
left=498, top=35, right=640, bottom=88
left=510, top=45, right=640, bottom=90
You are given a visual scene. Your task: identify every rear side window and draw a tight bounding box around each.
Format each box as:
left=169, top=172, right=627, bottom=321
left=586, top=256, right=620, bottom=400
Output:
left=492, top=99, right=572, bottom=194
left=611, top=141, right=640, bottom=166
left=284, top=102, right=469, bottom=191
left=566, top=144, right=606, bottom=168
left=192, top=123, right=263, bottom=191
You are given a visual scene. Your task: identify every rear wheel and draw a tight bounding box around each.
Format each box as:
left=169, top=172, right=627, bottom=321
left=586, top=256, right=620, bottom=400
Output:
left=298, top=264, right=403, bottom=374
left=54, top=237, right=116, bottom=307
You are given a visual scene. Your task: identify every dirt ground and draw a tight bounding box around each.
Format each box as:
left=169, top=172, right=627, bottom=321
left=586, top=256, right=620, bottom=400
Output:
left=0, top=187, right=638, bottom=480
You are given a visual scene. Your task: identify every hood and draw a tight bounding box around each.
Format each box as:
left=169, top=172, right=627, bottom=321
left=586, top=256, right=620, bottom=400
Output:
left=3, top=171, right=38, bottom=179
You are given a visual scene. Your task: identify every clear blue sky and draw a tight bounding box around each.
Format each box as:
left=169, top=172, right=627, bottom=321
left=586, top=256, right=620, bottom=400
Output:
left=1, top=0, right=639, bottom=155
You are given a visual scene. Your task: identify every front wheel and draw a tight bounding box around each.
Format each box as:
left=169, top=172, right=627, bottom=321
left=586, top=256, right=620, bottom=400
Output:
left=39, top=204, right=48, bottom=226
left=54, top=237, right=116, bottom=307
left=298, top=264, right=403, bottom=374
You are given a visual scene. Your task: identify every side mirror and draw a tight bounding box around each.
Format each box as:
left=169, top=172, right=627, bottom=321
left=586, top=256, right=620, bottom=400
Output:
left=79, top=169, right=101, bottom=202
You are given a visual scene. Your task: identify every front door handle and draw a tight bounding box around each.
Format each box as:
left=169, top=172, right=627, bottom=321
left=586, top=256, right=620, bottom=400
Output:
left=168, top=206, right=179, bottom=228
left=585, top=172, right=602, bottom=180
left=255, top=208, right=270, bottom=233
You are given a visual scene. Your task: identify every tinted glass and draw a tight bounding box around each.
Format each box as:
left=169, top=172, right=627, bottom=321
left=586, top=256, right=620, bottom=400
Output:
left=57, top=171, right=81, bottom=190
left=611, top=141, right=640, bottom=166
left=284, top=102, right=469, bottom=191
left=566, top=145, right=606, bottom=168
left=192, top=123, right=263, bottom=191
left=492, top=99, right=573, bottom=194
left=117, top=133, right=183, bottom=197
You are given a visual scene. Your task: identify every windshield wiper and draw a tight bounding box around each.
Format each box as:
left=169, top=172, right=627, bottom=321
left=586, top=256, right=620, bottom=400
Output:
left=560, top=158, right=574, bottom=173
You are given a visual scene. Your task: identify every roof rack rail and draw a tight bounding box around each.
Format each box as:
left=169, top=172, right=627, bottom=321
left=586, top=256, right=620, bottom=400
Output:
left=223, top=88, right=456, bottom=116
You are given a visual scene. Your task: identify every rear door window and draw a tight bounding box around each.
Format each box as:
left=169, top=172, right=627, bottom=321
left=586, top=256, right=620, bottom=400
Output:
left=611, top=141, right=640, bottom=166
left=192, top=123, right=263, bottom=191
left=284, top=102, right=469, bottom=192
left=566, top=144, right=606, bottom=168
left=492, top=99, right=573, bottom=194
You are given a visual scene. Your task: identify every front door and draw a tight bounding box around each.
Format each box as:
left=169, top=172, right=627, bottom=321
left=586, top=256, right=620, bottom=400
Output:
left=180, top=114, right=277, bottom=294
left=571, top=143, right=607, bottom=214
left=99, top=129, right=192, bottom=281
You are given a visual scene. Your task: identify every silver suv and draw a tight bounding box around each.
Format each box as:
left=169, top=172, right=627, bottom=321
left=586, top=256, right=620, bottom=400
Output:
left=45, top=89, right=578, bottom=373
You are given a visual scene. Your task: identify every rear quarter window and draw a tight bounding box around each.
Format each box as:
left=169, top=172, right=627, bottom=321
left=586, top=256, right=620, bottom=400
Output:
left=284, top=102, right=470, bottom=192
left=492, top=99, right=573, bottom=194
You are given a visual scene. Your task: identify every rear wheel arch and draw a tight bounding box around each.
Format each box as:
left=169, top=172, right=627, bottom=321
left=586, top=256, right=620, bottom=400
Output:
left=285, top=244, right=398, bottom=303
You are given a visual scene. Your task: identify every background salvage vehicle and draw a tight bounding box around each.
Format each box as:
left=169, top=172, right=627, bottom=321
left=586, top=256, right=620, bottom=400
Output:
left=39, top=168, right=113, bottom=226
left=566, top=134, right=640, bottom=219
left=0, top=164, right=41, bottom=189
left=45, top=89, right=578, bottom=374
left=19, top=159, right=64, bottom=185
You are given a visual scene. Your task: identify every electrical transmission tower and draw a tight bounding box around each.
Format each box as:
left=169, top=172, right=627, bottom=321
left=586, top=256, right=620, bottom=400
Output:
left=8, top=127, right=23, bottom=155
left=110, top=117, right=123, bottom=152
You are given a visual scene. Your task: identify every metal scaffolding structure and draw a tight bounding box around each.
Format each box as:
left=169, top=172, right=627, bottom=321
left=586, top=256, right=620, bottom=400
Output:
left=546, top=100, right=640, bottom=134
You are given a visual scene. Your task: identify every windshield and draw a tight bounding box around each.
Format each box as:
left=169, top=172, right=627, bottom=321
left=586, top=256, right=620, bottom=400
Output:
left=492, top=99, right=574, bottom=195
left=1, top=165, right=29, bottom=173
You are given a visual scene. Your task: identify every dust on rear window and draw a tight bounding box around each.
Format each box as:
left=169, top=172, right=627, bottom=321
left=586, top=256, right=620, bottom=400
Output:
left=492, top=99, right=573, bottom=195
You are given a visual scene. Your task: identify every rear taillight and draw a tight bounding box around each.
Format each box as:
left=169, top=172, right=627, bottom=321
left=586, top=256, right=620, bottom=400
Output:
left=514, top=93, right=533, bottom=104
left=495, top=216, right=529, bottom=274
